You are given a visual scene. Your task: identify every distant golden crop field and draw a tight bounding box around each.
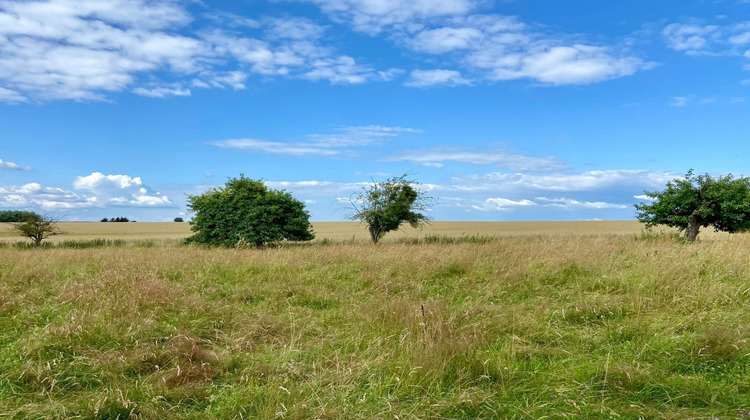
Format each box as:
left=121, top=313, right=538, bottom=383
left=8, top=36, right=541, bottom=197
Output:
left=0, top=220, right=673, bottom=244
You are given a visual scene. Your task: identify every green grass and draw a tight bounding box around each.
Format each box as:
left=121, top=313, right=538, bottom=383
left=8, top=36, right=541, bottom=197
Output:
left=1, top=233, right=750, bottom=418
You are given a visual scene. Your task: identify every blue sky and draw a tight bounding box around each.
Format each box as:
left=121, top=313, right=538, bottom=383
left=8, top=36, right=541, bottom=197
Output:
left=1, top=0, right=749, bottom=222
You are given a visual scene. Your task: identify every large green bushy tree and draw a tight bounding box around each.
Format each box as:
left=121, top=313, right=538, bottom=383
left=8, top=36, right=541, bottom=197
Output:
left=349, top=174, right=433, bottom=244
left=635, top=170, right=750, bottom=241
left=0, top=210, right=41, bottom=223
left=186, top=175, right=314, bottom=247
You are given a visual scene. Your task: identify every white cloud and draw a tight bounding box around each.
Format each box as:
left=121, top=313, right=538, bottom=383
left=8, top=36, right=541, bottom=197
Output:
left=386, top=148, right=566, bottom=171
left=634, top=194, right=655, bottom=201
left=212, top=138, right=342, bottom=156
left=0, top=0, right=393, bottom=102
left=410, top=27, right=484, bottom=53
left=662, top=20, right=750, bottom=58
left=670, top=96, right=689, bottom=107
left=297, top=0, right=478, bottom=34
left=72, top=172, right=172, bottom=207
left=0, top=86, right=27, bottom=103
left=472, top=197, right=537, bottom=211
left=663, top=23, right=719, bottom=53
left=535, top=197, right=628, bottom=210
left=302, top=56, right=373, bottom=84
left=132, top=85, right=191, bottom=98
left=264, top=17, right=326, bottom=40
left=401, top=14, right=648, bottom=86
left=212, top=125, right=422, bottom=157
left=447, top=170, right=678, bottom=193
left=0, top=158, right=31, bottom=170
left=469, top=44, right=646, bottom=85
left=297, top=1, right=648, bottom=86
left=405, top=69, right=471, bottom=87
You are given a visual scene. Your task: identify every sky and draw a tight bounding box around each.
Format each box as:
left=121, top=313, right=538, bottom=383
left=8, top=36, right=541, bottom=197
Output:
left=1, top=0, right=749, bottom=222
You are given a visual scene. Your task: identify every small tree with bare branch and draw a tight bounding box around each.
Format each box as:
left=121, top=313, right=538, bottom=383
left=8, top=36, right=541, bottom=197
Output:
left=13, top=213, right=61, bottom=246
left=349, top=174, right=433, bottom=244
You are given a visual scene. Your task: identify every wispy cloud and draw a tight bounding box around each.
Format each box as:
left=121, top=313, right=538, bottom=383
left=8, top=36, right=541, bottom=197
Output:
left=670, top=96, right=689, bottom=107
left=535, top=197, right=628, bottom=209
left=386, top=148, right=566, bottom=171
left=662, top=20, right=750, bottom=79
left=212, top=125, right=422, bottom=157
left=0, top=158, right=31, bottom=171
left=405, top=69, right=471, bottom=87
left=446, top=170, right=678, bottom=193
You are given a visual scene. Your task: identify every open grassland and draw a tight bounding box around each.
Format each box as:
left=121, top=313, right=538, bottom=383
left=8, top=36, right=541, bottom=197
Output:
left=0, top=220, right=681, bottom=245
left=2, top=228, right=750, bottom=419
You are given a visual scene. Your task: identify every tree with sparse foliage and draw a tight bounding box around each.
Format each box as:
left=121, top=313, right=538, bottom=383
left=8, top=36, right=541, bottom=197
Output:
left=635, top=170, right=750, bottom=242
left=13, top=213, right=60, bottom=246
left=349, top=174, right=433, bottom=244
left=186, top=175, right=314, bottom=247
left=174, top=217, right=184, bottom=222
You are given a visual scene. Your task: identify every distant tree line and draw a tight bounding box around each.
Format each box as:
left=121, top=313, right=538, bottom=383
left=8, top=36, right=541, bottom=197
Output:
left=0, top=210, right=42, bottom=223
left=100, top=217, right=132, bottom=222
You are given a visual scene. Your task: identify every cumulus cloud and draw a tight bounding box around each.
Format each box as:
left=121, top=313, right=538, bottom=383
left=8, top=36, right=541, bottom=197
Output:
left=404, top=14, right=647, bottom=85
left=212, top=125, right=421, bottom=156
left=386, top=148, right=566, bottom=171
left=0, top=158, right=31, bottom=170
left=0, top=172, right=173, bottom=209
left=405, top=69, right=471, bottom=87
left=295, top=1, right=649, bottom=86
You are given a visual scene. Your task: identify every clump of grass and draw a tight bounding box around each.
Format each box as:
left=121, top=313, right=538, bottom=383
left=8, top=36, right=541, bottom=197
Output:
left=398, top=234, right=497, bottom=245
left=633, top=229, right=688, bottom=243
left=57, top=238, right=127, bottom=249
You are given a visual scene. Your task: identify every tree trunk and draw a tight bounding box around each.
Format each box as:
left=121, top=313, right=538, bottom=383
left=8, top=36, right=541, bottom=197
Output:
left=369, top=228, right=380, bottom=244
left=685, top=214, right=700, bottom=242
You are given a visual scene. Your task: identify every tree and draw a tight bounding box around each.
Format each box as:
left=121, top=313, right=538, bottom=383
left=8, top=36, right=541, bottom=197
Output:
left=100, top=217, right=108, bottom=222
left=635, top=170, right=750, bottom=242
left=349, top=174, right=433, bottom=244
left=174, top=217, right=184, bottom=222
left=13, top=213, right=60, bottom=246
left=185, top=175, right=314, bottom=247
left=0, top=210, right=42, bottom=223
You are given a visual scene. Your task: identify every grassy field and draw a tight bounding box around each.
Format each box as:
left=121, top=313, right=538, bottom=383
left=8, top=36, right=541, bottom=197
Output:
left=2, top=223, right=749, bottom=419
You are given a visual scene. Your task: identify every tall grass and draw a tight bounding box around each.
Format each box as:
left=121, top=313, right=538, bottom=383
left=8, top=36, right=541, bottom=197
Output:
left=1, top=233, right=750, bottom=418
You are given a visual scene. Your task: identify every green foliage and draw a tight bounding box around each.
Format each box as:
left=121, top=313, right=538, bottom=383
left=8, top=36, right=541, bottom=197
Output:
left=349, top=174, right=433, bottom=243
left=0, top=210, right=41, bottom=223
left=102, top=217, right=130, bottom=222
left=635, top=170, right=750, bottom=241
left=185, top=175, right=314, bottom=247
left=173, top=217, right=184, bottom=222
left=12, top=214, right=60, bottom=246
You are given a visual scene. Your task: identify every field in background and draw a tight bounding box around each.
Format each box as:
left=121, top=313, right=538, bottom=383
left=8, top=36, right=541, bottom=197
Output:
left=0, top=220, right=697, bottom=244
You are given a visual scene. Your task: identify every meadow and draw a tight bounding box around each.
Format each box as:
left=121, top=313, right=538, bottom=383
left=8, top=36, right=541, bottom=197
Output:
left=1, top=222, right=749, bottom=419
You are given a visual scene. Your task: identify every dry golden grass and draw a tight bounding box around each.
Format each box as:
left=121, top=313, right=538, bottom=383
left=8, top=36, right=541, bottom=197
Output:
left=0, top=220, right=714, bottom=244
